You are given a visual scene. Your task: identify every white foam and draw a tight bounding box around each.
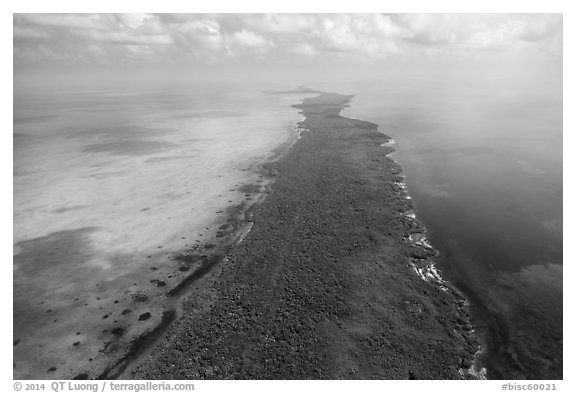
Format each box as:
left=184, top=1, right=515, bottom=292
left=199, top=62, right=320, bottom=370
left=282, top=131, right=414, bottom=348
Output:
left=410, top=259, right=445, bottom=284
left=408, top=232, right=449, bottom=289
left=459, top=347, right=488, bottom=380
left=409, top=233, right=433, bottom=249
left=380, top=138, right=396, bottom=147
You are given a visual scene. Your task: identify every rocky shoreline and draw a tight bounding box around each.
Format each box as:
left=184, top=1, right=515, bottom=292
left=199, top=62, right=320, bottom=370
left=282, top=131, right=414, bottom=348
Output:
left=125, top=91, right=480, bottom=379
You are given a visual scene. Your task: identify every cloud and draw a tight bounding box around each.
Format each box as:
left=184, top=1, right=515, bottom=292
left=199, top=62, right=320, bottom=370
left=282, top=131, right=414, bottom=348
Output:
left=17, top=13, right=112, bottom=31
left=314, top=15, right=357, bottom=51
left=226, top=29, right=274, bottom=55
left=394, top=14, right=562, bottom=52
left=13, top=26, right=50, bottom=40
left=464, top=15, right=562, bottom=52
left=507, top=14, right=563, bottom=45
left=13, top=13, right=563, bottom=66
left=310, top=14, right=400, bottom=56
left=246, top=14, right=316, bottom=34
left=290, top=42, right=317, bottom=57
left=116, top=14, right=151, bottom=30
left=116, top=13, right=166, bottom=36
left=350, top=14, right=402, bottom=38
left=86, top=31, right=173, bottom=46
left=172, top=20, right=223, bottom=51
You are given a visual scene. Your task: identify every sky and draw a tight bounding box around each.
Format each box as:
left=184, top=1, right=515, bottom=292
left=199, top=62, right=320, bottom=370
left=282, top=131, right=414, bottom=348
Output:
left=13, top=14, right=562, bottom=67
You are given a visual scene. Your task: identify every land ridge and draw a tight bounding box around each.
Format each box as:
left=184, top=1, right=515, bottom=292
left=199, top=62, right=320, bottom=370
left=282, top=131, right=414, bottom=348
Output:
left=128, top=91, right=479, bottom=379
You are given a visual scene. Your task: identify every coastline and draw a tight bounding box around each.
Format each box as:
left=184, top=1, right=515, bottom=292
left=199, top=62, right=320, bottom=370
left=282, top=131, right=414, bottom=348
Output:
left=13, top=100, right=305, bottom=380
left=13, top=89, right=306, bottom=380
left=126, top=91, right=480, bottom=379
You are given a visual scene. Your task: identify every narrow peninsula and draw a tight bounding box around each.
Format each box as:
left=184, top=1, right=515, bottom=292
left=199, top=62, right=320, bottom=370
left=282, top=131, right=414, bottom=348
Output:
left=126, top=91, right=479, bottom=379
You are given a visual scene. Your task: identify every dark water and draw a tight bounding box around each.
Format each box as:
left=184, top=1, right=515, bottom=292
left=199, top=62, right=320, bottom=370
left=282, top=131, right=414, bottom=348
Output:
left=337, top=70, right=562, bottom=379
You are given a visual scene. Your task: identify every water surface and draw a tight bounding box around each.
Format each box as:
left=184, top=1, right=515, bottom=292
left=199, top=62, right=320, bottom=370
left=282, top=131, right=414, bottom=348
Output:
left=13, top=80, right=304, bottom=378
left=341, top=71, right=562, bottom=378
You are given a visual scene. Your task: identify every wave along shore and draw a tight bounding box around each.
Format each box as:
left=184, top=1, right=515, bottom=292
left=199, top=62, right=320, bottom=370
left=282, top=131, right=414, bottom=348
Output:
left=120, top=90, right=481, bottom=379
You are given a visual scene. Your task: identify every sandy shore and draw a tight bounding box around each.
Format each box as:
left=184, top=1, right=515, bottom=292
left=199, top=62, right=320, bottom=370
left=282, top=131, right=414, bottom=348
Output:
left=121, top=91, right=479, bottom=379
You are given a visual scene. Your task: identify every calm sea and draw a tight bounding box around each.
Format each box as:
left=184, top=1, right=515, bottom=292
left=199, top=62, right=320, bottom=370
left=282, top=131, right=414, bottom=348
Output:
left=339, top=70, right=562, bottom=379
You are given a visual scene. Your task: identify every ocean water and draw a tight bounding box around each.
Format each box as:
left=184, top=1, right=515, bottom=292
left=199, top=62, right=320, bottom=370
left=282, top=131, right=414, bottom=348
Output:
left=13, top=80, right=304, bottom=378
left=14, top=67, right=562, bottom=379
left=339, top=70, right=562, bottom=379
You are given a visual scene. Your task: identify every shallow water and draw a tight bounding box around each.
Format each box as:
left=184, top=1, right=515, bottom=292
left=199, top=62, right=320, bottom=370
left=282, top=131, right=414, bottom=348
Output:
left=340, top=71, right=562, bottom=378
left=14, top=70, right=562, bottom=379
left=13, top=81, right=304, bottom=378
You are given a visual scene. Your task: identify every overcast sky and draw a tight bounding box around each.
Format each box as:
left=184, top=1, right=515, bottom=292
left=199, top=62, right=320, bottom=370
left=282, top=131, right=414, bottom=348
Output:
left=14, top=14, right=562, bottom=67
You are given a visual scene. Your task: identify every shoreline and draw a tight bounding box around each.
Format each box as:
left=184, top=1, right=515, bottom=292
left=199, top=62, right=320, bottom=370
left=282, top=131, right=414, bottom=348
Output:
left=126, top=91, right=480, bottom=379
left=13, top=95, right=305, bottom=380
left=94, top=131, right=299, bottom=380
